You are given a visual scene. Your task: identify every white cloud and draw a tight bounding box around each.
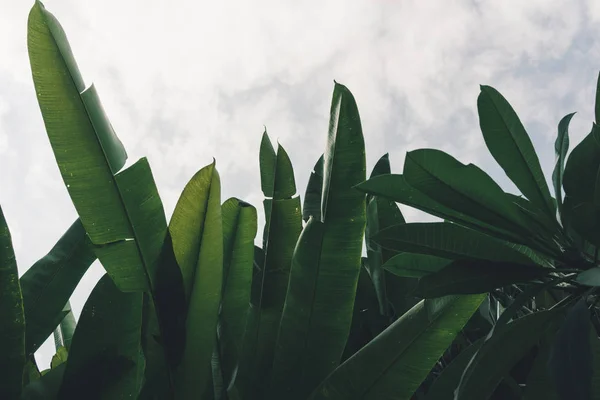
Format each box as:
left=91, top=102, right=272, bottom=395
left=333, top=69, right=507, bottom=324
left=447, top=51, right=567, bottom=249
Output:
left=1, top=0, right=599, bottom=368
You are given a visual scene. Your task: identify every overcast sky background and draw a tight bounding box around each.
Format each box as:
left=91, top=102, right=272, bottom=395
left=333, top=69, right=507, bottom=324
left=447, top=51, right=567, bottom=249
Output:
left=2, top=0, right=600, bottom=368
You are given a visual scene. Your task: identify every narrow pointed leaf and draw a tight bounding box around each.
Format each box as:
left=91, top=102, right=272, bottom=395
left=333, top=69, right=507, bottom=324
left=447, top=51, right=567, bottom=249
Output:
left=553, top=113, right=575, bottom=216
left=478, top=85, right=555, bottom=217
left=404, top=149, right=529, bottom=235
left=383, top=253, right=451, bottom=278
left=260, top=132, right=296, bottom=199
left=20, top=219, right=94, bottom=355
left=169, top=161, right=223, bottom=398
left=376, top=222, right=536, bottom=264
left=303, top=155, right=324, bottom=222
left=356, top=175, right=526, bottom=244
left=564, top=123, right=600, bottom=205
left=0, top=207, right=24, bottom=399
left=269, top=82, right=366, bottom=400
left=59, top=275, right=143, bottom=399
left=309, top=295, right=486, bottom=400
left=219, top=198, right=257, bottom=386
left=414, top=260, right=552, bottom=298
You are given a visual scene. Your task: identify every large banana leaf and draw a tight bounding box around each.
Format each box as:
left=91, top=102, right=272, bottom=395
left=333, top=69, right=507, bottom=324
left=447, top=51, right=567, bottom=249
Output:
left=269, top=82, right=366, bottom=400
left=0, top=207, right=25, bottom=399
left=219, top=198, right=257, bottom=387
left=20, top=219, right=95, bottom=355
left=455, top=309, right=563, bottom=399
left=552, top=113, right=575, bottom=218
left=169, top=161, right=223, bottom=398
left=21, top=363, right=65, bottom=400
left=28, top=1, right=167, bottom=292
left=308, top=294, right=486, bottom=400
left=237, top=135, right=302, bottom=398
left=478, top=85, right=556, bottom=219
left=376, top=222, right=536, bottom=264
left=59, top=274, right=144, bottom=398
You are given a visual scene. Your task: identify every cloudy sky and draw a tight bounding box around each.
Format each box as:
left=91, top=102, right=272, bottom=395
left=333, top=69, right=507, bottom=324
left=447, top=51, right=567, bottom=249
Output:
left=2, top=0, right=600, bottom=367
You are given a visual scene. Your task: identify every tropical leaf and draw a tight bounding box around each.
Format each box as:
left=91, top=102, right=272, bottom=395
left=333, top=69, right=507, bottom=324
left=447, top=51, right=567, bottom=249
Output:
left=308, top=295, right=486, bottom=400
left=548, top=300, right=593, bottom=400
left=20, top=219, right=94, bottom=355
left=553, top=113, right=575, bottom=218
left=303, top=155, right=324, bottom=222
left=218, top=198, right=257, bottom=387
left=455, top=309, right=563, bottom=399
left=563, top=123, right=600, bottom=206
left=477, top=85, right=555, bottom=218
left=50, top=346, right=68, bottom=370
left=21, top=363, right=65, bottom=400
left=0, top=207, right=25, bottom=399
left=403, top=149, right=530, bottom=236
left=413, top=260, right=552, bottom=298
left=28, top=3, right=169, bottom=292
left=269, top=82, right=366, bottom=400
left=356, top=174, right=526, bottom=245
left=59, top=275, right=143, bottom=399
left=236, top=135, right=302, bottom=398
left=424, top=339, right=484, bottom=400
left=169, top=161, right=223, bottom=398
left=376, top=222, right=536, bottom=264
left=383, top=253, right=451, bottom=278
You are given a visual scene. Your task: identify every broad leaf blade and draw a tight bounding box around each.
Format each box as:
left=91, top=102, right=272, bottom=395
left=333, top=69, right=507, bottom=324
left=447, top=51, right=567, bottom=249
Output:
left=478, top=85, right=555, bottom=218
left=309, top=295, right=486, bottom=400
left=456, top=309, right=563, bottom=399
left=59, top=275, right=143, bottom=399
left=548, top=300, right=593, bottom=400
left=219, top=198, right=257, bottom=387
left=237, top=138, right=302, bottom=397
left=269, top=82, right=366, bottom=400
left=20, top=219, right=94, bottom=355
left=383, top=253, right=451, bottom=278
left=0, top=207, right=25, bottom=399
left=169, top=161, right=223, bottom=398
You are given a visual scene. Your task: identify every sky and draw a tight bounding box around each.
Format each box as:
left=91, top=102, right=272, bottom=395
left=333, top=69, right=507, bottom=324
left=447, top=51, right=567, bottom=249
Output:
left=2, top=0, right=600, bottom=368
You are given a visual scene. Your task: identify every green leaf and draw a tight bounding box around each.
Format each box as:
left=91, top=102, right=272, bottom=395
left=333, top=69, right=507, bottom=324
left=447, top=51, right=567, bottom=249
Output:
left=424, top=339, right=484, bottom=400
left=455, top=309, right=563, bottom=399
left=269, top=82, right=366, bottom=400
left=404, top=149, right=529, bottom=236
left=303, top=155, right=324, bottom=222
left=219, top=198, right=257, bottom=387
left=59, top=275, right=143, bottom=398
left=383, top=253, right=451, bottom=278
left=413, top=260, right=552, bottom=298
left=169, top=161, right=223, bottom=398
left=21, top=363, right=65, bottom=400
left=0, top=207, right=25, bottom=399
left=376, top=222, right=536, bottom=264
left=20, top=219, right=94, bottom=355
left=364, top=153, right=407, bottom=317
left=28, top=1, right=167, bottom=293
left=548, top=300, right=593, bottom=400
left=553, top=113, right=575, bottom=217
left=356, top=175, right=525, bottom=244
left=308, top=295, right=486, bottom=400
left=477, top=85, right=555, bottom=218
left=236, top=137, right=302, bottom=397
left=50, top=347, right=68, bottom=370
left=564, top=123, right=600, bottom=205
left=260, top=131, right=296, bottom=199
left=56, top=301, right=76, bottom=351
